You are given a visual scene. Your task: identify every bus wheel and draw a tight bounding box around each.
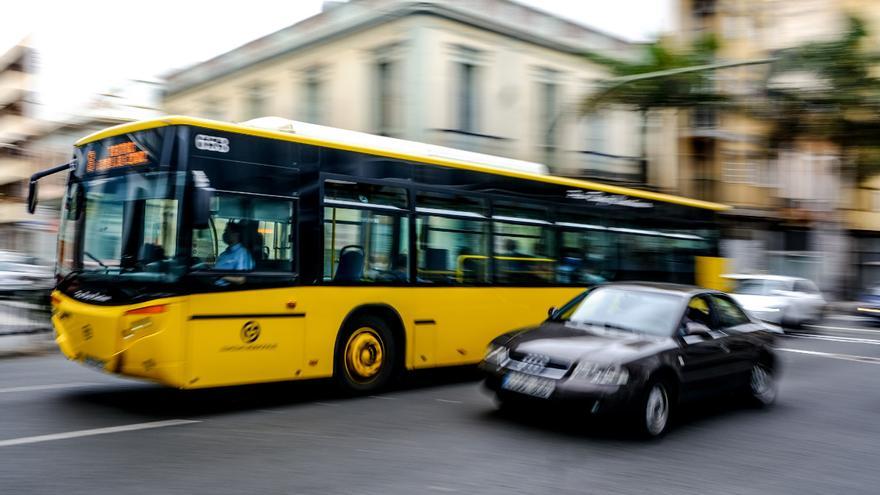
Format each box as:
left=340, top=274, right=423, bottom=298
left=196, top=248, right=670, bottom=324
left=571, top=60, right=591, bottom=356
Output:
left=335, top=315, right=396, bottom=394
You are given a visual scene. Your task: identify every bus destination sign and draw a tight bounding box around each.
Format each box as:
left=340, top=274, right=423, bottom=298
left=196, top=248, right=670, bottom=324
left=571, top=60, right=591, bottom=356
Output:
left=86, top=141, right=149, bottom=173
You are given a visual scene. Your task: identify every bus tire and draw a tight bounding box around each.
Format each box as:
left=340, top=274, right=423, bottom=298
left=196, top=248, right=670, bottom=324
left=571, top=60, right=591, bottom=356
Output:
left=334, top=314, right=397, bottom=394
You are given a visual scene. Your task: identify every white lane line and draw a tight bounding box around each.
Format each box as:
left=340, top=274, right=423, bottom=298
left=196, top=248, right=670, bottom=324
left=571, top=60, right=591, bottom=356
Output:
left=787, top=333, right=880, bottom=345
left=0, top=419, right=200, bottom=448
left=0, top=382, right=100, bottom=394
left=778, top=347, right=880, bottom=364
left=435, top=398, right=463, bottom=404
left=369, top=395, right=397, bottom=400
left=804, top=324, right=880, bottom=334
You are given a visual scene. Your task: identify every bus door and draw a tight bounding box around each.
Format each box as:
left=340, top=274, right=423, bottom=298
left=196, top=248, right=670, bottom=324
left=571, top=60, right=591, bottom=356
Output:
left=186, top=191, right=302, bottom=387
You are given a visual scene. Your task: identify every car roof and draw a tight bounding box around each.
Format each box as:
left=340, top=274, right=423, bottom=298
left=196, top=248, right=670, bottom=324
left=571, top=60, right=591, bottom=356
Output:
left=596, top=281, right=721, bottom=298
left=723, top=274, right=807, bottom=282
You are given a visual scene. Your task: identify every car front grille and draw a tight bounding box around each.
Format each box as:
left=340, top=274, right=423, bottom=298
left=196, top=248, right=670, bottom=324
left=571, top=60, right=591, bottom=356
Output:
left=506, top=350, right=570, bottom=379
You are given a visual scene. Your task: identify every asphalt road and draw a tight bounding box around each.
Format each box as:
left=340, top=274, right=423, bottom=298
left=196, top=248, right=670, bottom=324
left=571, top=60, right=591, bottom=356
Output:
left=1, top=318, right=879, bottom=494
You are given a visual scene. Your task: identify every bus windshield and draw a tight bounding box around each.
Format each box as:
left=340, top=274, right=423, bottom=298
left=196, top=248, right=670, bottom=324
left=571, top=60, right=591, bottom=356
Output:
left=61, top=171, right=186, bottom=281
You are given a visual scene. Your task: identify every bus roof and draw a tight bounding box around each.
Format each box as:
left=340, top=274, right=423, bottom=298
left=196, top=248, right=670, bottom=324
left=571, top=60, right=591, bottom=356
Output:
left=75, top=115, right=730, bottom=212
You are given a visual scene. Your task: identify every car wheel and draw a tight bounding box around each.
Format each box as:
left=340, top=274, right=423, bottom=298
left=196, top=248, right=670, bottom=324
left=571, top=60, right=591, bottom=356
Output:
left=334, top=315, right=396, bottom=394
left=636, top=379, right=672, bottom=438
left=747, top=362, right=777, bottom=407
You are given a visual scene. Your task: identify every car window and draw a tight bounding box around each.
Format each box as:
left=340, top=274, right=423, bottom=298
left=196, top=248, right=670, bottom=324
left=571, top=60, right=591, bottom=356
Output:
left=710, top=295, right=751, bottom=329
left=684, top=296, right=716, bottom=331
left=794, top=280, right=820, bottom=294
left=764, top=280, right=789, bottom=294
left=733, top=279, right=765, bottom=295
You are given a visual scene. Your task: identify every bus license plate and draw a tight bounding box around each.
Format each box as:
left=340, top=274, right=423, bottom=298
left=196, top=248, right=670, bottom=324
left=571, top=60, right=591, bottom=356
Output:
left=502, top=372, right=554, bottom=399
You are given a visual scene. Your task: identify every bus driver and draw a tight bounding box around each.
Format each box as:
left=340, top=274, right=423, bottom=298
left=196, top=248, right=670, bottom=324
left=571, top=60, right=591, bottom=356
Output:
left=214, top=221, right=255, bottom=271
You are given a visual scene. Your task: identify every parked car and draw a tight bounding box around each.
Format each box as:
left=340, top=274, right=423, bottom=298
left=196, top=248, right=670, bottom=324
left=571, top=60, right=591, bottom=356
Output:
left=0, top=251, right=53, bottom=293
left=481, top=283, right=779, bottom=438
left=855, top=285, right=880, bottom=322
left=725, top=274, right=825, bottom=329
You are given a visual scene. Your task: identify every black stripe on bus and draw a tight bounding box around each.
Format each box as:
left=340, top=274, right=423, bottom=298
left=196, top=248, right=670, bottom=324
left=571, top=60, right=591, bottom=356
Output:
left=189, top=313, right=306, bottom=320
left=414, top=319, right=436, bottom=325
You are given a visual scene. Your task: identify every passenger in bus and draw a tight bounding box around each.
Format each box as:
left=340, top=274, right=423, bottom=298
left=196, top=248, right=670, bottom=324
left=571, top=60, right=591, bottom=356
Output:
left=215, top=221, right=255, bottom=271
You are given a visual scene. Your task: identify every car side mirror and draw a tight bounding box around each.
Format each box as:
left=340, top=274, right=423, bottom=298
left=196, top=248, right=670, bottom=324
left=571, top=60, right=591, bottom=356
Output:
left=685, top=322, right=712, bottom=338
left=26, top=180, right=38, bottom=214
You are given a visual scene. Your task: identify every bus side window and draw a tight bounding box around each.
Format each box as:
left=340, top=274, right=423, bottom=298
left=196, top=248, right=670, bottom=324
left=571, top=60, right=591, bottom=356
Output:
left=416, top=216, right=489, bottom=284
left=558, top=229, right=612, bottom=285
left=323, top=207, right=409, bottom=283
left=192, top=193, right=295, bottom=272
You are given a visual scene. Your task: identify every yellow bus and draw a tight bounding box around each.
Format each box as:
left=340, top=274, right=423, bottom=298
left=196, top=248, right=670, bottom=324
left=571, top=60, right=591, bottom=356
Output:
left=28, top=116, right=728, bottom=392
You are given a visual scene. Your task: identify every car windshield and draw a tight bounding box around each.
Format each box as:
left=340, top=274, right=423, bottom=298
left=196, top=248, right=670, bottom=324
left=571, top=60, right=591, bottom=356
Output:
left=733, top=278, right=789, bottom=295
left=556, top=287, right=682, bottom=337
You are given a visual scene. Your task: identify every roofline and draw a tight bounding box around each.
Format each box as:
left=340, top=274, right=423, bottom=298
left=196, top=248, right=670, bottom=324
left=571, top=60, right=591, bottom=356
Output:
left=74, top=115, right=730, bottom=212
left=165, top=0, right=636, bottom=97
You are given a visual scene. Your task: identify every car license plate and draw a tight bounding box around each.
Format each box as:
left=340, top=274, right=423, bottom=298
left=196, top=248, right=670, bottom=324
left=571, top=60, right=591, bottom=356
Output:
left=501, top=372, right=555, bottom=399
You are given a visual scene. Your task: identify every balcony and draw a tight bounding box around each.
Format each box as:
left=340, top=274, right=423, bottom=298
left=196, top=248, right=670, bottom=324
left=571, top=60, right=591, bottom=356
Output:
left=0, top=70, right=30, bottom=109
left=0, top=114, right=40, bottom=146
left=0, top=156, right=29, bottom=186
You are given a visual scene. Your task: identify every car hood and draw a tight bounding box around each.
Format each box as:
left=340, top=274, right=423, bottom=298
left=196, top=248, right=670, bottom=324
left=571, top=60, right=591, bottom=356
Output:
left=505, top=322, right=674, bottom=364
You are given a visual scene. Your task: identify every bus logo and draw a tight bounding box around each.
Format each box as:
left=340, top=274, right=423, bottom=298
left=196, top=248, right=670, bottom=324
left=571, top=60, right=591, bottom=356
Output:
left=241, top=321, right=260, bottom=344
left=195, top=134, right=230, bottom=153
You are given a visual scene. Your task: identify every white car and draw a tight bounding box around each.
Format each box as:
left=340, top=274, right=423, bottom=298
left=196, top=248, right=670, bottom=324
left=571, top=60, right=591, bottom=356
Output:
left=725, top=274, right=826, bottom=329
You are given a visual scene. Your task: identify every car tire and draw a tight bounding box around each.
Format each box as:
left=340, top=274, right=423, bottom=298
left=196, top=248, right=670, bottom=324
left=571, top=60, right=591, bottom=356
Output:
left=334, top=314, right=397, bottom=394
left=745, top=361, right=777, bottom=408
left=634, top=378, right=673, bottom=439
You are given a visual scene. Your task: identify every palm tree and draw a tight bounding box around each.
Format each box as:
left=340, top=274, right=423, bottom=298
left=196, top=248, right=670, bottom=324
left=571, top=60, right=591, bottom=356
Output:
left=761, top=15, right=880, bottom=181
left=581, top=36, right=725, bottom=186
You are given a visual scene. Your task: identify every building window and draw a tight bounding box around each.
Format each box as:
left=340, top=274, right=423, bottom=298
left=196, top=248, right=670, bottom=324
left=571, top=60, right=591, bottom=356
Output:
left=452, top=46, right=482, bottom=133
left=871, top=190, right=880, bottom=212
left=722, top=151, right=757, bottom=184
left=458, top=62, right=477, bottom=132
left=538, top=68, right=560, bottom=163
left=201, top=97, right=223, bottom=120
left=302, top=67, right=325, bottom=124
left=245, top=82, right=266, bottom=120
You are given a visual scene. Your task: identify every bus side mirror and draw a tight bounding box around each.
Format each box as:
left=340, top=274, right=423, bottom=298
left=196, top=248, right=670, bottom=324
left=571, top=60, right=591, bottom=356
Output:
left=26, top=181, right=38, bottom=214
left=192, top=186, right=213, bottom=229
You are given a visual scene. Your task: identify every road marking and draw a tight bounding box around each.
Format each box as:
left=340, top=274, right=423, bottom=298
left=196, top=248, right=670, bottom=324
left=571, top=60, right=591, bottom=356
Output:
left=804, top=324, right=880, bottom=334
left=787, top=333, right=880, bottom=345
left=778, top=347, right=880, bottom=364
left=0, top=419, right=200, bottom=448
left=0, top=382, right=100, bottom=394
left=369, top=395, right=396, bottom=400
left=427, top=486, right=459, bottom=492
left=435, top=398, right=463, bottom=404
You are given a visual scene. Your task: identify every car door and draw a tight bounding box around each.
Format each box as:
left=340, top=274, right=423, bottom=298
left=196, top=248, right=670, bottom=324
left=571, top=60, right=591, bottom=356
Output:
left=708, top=294, right=762, bottom=387
left=678, top=295, right=736, bottom=398
left=793, top=279, right=825, bottom=323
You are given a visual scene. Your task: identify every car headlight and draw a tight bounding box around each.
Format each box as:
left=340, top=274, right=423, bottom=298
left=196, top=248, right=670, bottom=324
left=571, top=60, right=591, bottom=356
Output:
left=570, top=362, right=629, bottom=385
left=484, top=344, right=509, bottom=366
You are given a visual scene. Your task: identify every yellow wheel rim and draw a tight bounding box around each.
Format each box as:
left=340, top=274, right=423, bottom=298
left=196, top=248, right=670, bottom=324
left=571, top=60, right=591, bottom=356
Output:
left=344, top=327, right=384, bottom=383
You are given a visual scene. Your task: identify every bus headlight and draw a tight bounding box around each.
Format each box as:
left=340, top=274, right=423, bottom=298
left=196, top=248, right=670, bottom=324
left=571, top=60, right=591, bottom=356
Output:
left=570, top=362, right=629, bottom=386
left=484, top=344, right=509, bottom=366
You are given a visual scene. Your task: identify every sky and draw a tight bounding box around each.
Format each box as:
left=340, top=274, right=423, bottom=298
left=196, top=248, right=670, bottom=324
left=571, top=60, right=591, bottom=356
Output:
left=0, top=0, right=672, bottom=119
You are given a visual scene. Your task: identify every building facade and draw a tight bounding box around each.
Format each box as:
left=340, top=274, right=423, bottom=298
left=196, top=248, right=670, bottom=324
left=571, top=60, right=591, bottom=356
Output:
left=164, top=0, right=651, bottom=185
left=0, top=40, right=162, bottom=261
left=673, top=0, right=880, bottom=296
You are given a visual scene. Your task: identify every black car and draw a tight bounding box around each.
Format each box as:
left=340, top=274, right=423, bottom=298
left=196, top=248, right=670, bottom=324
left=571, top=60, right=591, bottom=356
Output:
left=481, top=282, right=779, bottom=437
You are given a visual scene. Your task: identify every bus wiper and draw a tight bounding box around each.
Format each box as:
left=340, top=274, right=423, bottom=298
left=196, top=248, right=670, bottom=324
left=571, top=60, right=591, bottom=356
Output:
left=84, top=251, right=110, bottom=272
